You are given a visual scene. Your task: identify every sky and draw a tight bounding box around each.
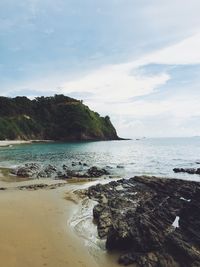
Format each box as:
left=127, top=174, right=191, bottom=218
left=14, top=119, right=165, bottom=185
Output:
left=0, top=0, right=200, bottom=138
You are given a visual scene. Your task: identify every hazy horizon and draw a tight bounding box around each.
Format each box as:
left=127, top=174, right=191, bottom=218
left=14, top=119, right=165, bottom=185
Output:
left=1, top=0, right=200, bottom=138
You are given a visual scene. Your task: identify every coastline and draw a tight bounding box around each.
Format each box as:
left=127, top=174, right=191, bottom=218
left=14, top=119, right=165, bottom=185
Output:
left=0, top=137, right=126, bottom=148
left=1, top=161, right=200, bottom=266
left=1, top=139, right=199, bottom=266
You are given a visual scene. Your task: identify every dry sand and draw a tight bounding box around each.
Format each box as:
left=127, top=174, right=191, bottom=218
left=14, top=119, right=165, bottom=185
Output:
left=0, top=140, right=53, bottom=147
left=0, top=140, right=32, bottom=147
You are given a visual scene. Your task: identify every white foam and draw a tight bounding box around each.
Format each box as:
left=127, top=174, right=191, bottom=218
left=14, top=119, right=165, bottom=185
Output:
left=180, top=197, right=191, bottom=202
left=172, top=216, right=180, bottom=228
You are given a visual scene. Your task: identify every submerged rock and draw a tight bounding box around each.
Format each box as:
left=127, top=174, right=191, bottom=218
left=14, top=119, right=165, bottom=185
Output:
left=173, top=167, right=200, bottom=175
left=10, top=163, right=110, bottom=179
left=12, top=163, right=40, bottom=178
left=43, top=164, right=57, bottom=177
left=116, top=165, right=124, bottom=169
left=87, top=166, right=109, bottom=177
left=87, top=176, right=200, bottom=267
left=11, top=163, right=58, bottom=179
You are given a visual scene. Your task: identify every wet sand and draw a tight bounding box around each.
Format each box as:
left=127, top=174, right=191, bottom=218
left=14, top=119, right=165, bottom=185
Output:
left=0, top=174, right=121, bottom=267
left=0, top=180, right=100, bottom=267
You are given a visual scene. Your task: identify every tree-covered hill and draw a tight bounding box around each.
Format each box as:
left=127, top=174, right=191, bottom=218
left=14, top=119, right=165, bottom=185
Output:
left=0, top=95, right=120, bottom=141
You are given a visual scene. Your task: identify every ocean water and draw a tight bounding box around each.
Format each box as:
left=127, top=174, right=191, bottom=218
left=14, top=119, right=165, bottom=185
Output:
left=0, top=137, right=200, bottom=181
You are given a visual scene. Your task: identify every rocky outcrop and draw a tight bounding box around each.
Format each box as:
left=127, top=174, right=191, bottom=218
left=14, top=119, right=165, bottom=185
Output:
left=87, top=166, right=109, bottom=177
left=11, top=163, right=40, bottom=177
left=11, top=163, right=58, bottom=178
left=173, top=168, right=200, bottom=175
left=87, top=176, right=200, bottom=267
left=18, top=182, right=66, bottom=191
left=11, top=163, right=110, bottom=179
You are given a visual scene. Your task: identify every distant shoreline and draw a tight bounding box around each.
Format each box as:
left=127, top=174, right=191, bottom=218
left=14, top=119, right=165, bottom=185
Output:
left=0, top=138, right=129, bottom=147
left=0, top=140, right=32, bottom=147
left=0, top=140, right=56, bottom=147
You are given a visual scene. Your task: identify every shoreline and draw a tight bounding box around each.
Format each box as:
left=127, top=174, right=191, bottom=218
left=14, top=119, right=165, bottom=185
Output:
left=0, top=140, right=55, bottom=147
left=3, top=142, right=200, bottom=266
left=0, top=140, right=32, bottom=147
left=0, top=138, right=128, bottom=148
left=1, top=168, right=200, bottom=266
left=67, top=189, right=120, bottom=267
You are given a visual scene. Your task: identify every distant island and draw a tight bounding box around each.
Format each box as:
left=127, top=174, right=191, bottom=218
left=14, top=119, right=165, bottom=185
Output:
left=0, top=94, right=120, bottom=141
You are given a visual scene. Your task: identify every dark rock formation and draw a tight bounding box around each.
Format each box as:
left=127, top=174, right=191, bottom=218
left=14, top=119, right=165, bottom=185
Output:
left=11, top=163, right=40, bottom=177
left=173, top=168, right=200, bottom=175
left=117, top=165, right=124, bottom=169
left=87, top=166, right=109, bottom=177
left=18, top=182, right=66, bottom=190
left=37, top=164, right=58, bottom=178
left=11, top=163, right=110, bottom=179
left=64, top=166, right=110, bottom=178
left=87, top=176, right=200, bottom=267
left=11, top=163, right=59, bottom=179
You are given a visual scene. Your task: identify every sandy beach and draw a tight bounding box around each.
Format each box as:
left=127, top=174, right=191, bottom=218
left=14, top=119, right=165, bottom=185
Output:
left=0, top=140, right=32, bottom=147
left=0, top=172, right=120, bottom=267
left=0, top=140, right=55, bottom=147
left=0, top=177, right=100, bottom=267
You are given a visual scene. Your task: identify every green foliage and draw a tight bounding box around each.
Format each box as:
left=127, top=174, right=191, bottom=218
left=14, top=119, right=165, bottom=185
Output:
left=0, top=95, right=119, bottom=141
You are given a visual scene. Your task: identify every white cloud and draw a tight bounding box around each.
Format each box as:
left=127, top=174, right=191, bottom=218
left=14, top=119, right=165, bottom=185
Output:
left=137, top=32, right=200, bottom=65
left=64, top=32, right=200, bottom=137
left=58, top=32, right=200, bottom=106
left=5, top=32, right=200, bottom=103
left=3, top=31, right=200, bottom=137
left=61, top=63, right=170, bottom=103
left=110, top=91, right=200, bottom=137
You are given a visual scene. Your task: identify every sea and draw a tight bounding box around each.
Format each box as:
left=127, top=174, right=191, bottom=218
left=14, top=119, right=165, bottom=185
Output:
left=0, top=137, right=200, bottom=181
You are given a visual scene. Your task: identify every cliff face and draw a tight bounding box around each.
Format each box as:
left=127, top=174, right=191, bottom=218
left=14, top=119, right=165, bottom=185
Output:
left=0, top=95, right=119, bottom=141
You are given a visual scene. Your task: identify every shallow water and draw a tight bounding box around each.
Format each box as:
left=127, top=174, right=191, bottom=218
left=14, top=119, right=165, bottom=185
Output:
left=0, top=137, right=200, bottom=181
left=68, top=186, right=120, bottom=267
